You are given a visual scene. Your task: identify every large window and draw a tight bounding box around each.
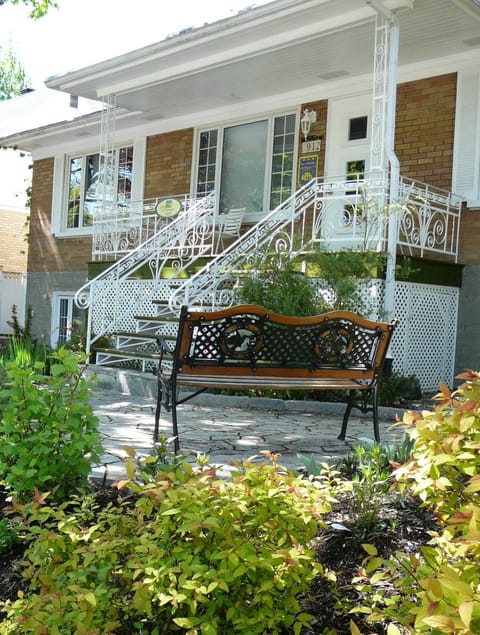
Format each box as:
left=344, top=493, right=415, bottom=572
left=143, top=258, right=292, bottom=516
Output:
left=196, top=113, right=296, bottom=215
left=66, top=145, right=133, bottom=230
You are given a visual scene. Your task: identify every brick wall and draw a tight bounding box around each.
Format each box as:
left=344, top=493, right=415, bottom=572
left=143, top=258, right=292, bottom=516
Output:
left=299, top=100, right=328, bottom=180
left=144, top=128, right=194, bottom=199
left=395, top=73, right=457, bottom=191
left=27, top=158, right=91, bottom=274
left=458, top=206, right=480, bottom=266
left=0, top=208, right=29, bottom=273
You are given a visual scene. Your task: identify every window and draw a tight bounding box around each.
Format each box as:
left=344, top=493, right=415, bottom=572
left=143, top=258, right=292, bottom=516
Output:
left=348, top=116, right=368, bottom=140
left=51, top=294, right=85, bottom=349
left=270, top=114, right=295, bottom=209
left=195, top=113, right=296, bottom=215
left=65, top=145, right=133, bottom=230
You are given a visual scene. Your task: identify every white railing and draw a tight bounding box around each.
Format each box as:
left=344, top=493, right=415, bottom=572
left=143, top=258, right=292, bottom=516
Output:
left=76, top=192, right=216, bottom=350
left=92, top=194, right=202, bottom=261
left=397, top=176, right=463, bottom=262
left=169, top=173, right=391, bottom=311
left=80, top=172, right=462, bottom=353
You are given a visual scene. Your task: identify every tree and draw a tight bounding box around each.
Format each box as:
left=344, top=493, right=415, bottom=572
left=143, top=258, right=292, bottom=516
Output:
left=0, top=0, right=57, bottom=20
left=0, top=43, right=28, bottom=100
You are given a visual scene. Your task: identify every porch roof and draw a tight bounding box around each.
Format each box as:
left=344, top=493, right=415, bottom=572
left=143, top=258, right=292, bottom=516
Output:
left=0, top=0, right=479, bottom=155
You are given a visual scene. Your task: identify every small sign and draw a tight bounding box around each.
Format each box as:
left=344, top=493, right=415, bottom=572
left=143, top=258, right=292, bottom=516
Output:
left=301, top=139, right=321, bottom=153
left=155, top=198, right=182, bottom=218
left=298, top=154, right=318, bottom=187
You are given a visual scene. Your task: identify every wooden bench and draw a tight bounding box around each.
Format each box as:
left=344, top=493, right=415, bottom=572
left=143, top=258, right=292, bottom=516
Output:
left=154, top=304, right=397, bottom=453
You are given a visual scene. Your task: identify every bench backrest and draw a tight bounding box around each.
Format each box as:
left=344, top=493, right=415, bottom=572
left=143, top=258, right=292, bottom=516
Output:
left=174, top=305, right=397, bottom=382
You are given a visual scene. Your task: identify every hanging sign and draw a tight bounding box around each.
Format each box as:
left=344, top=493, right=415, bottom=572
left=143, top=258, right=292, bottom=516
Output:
left=155, top=198, right=182, bottom=218
left=298, top=154, right=318, bottom=187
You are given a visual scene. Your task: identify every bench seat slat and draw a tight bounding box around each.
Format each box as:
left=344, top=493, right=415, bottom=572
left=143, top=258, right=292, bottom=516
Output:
left=176, top=374, right=369, bottom=391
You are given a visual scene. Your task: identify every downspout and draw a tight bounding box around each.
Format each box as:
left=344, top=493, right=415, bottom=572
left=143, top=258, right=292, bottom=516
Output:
left=383, top=12, right=400, bottom=322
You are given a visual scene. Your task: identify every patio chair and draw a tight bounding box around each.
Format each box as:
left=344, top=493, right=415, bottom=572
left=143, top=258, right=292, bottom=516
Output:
left=214, top=207, right=246, bottom=251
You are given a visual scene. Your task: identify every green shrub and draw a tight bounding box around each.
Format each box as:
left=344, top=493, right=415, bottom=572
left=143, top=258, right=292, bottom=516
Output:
left=377, top=371, right=422, bottom=407
left=0, top=518, right=19, bottom=556
left=239, top=251, right=323, bottom=316
left=0, top=348, right=103, bottom=503
left=238, top=248, right=386, bottom=317
left=1, top=458, right=333, bottom=634
left=354, top=372, right=480, bottom=634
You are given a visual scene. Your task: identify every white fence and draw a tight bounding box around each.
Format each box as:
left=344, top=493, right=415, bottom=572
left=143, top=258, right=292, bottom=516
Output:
left=0, top=272, right=27, bottom=334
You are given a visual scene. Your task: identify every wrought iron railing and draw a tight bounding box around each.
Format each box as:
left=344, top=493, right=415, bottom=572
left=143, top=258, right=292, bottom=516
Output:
left=168, top=173, right=391, bottom=312
left=397, top=176, right=462, bottom=261
left=76, top=192, right=216, bottom=349
left=79, top=172, right=462, bottom=354
left=92, top=193, right=204, bottom=261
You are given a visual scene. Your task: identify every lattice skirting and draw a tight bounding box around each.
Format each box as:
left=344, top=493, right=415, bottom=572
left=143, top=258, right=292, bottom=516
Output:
left=313, top=278, right=458, bottom=393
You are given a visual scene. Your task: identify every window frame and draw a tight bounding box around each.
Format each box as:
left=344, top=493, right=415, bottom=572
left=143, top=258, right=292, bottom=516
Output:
left=52, top=140, right=144, bottom=237
left=192, top=111, right=298, bottom=221
left=50, top=292, right=85, bottom=349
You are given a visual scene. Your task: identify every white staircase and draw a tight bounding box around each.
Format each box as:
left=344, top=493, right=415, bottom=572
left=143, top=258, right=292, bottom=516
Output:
left=77, top=172, right=462, bottom=371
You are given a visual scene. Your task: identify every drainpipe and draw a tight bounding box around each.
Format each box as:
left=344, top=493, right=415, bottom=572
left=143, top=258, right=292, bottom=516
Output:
left=383, top=12, right=400, bottom=322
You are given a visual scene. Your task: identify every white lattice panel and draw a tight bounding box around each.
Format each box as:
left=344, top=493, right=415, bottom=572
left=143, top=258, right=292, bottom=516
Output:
left=91, top=279, right=157, bottom=335
left=312, top=278, right=458, bottom=393
left=390, top=281, right=458, bottom=393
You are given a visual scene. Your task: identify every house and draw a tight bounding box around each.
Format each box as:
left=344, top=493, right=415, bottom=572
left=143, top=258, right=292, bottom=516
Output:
left=0, top=149, right=31, bottom=334
left=0, top=0, right=479, bottom=393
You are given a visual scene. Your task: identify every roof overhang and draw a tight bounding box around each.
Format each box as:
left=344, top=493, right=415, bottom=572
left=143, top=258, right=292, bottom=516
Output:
left=1, top=0, right=480, bottom=155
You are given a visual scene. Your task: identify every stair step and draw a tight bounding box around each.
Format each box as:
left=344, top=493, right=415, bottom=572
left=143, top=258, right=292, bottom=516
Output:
left=114, top=331, right=176, bottom=350
left=94, top=347, right=163, bottom=372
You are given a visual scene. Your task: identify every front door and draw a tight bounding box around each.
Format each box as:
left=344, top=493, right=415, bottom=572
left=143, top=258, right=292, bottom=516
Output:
left=323, top=93, right=372, bottom=249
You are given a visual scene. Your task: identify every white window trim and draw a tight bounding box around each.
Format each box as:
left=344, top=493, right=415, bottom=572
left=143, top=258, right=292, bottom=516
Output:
left=50, top=292, right=83, bottom=349
left=452, top=70, right=480, bottom=208
left=192, top=111, right=299, bottom=223
left=51, top=139, right=146, bottom=237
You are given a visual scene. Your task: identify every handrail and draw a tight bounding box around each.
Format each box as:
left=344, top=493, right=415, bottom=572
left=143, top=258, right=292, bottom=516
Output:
left=80, top=172, right=462, bottom=356
left=76, top=191, right=215, bottom=352
left=169, top=172, right=391, bottom=311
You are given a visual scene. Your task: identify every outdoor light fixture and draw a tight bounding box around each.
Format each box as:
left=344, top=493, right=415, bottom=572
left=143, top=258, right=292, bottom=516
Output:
left=300, top=108, right=317, bottom=140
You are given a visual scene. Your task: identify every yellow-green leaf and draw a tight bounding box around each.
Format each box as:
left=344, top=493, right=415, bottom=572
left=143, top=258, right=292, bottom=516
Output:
left=349, top=619, right=362, bottom=635
left=362, top=543, right=377, bottom=556
left=84, top=592, right=97, bottom=606
left=125, top=459, right=135, bottom=480
left=422, top=615, right=456, bottom=630
left=459, top=601, right=473, bottom=628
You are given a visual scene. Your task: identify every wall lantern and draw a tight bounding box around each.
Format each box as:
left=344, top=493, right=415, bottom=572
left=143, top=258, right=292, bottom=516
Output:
left=300, top=108, right=317, bottom=140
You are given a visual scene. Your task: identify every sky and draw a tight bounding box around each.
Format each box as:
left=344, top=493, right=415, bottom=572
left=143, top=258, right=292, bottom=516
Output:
left=0, top=0, right=272, bottom=89
left=0, top=0, right=272, bottom=209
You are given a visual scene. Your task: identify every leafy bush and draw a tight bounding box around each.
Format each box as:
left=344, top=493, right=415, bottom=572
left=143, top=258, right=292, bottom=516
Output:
left=0, top=348, right=103, bottom=503
left=239, top=251, right=323, bottom=316
left=238, top=248, right=385, bottom=317
left=377, top=371, right=422, bottom=407
left=0, top=519, right=18, bottom=556
left=355, top=372, right=480, bottom=634
left=1, top=457, right=333, bottom=635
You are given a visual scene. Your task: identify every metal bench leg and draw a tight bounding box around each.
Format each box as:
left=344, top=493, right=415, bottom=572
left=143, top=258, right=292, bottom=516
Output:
left=371, top=385, right=381, bottom=443
left=171, top=390, right=180, bottom=454
left=154, top=391, right=162, bottom=442
left=338, top=390, right=355, bottom=441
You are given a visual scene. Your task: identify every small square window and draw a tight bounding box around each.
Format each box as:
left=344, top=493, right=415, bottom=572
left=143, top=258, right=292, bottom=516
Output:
left=349, top=116, right=368, bottom=140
